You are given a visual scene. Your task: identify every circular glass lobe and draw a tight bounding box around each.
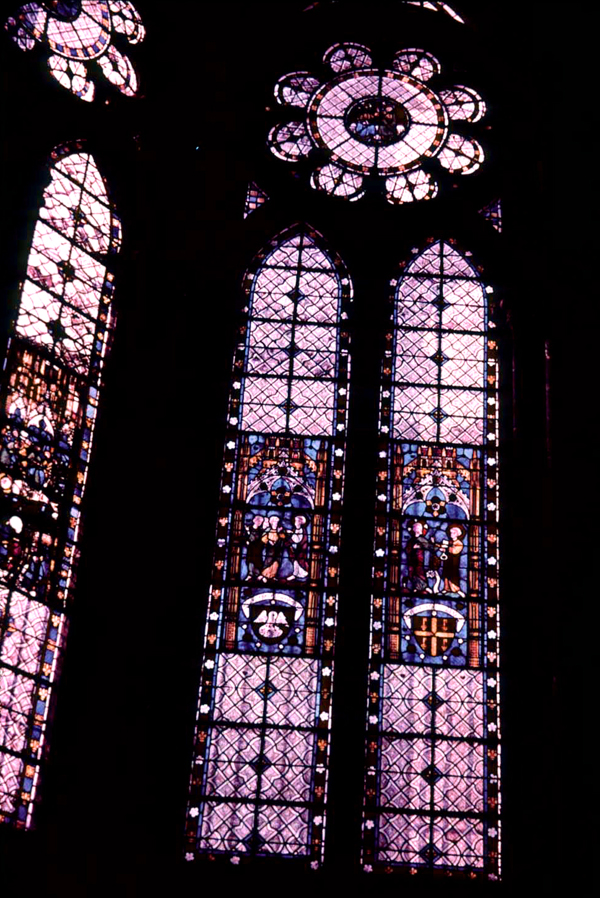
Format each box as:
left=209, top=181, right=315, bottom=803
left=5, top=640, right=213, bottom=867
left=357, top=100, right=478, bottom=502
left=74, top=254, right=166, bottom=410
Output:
left=345, top=97, right=409, bottom=146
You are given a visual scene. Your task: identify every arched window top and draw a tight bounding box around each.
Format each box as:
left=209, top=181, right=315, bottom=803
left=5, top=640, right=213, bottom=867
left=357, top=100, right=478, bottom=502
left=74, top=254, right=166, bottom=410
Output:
left=247, top=225, right=349, bottom=326
left=240, top=225, right=351, bottom=439
left=5, top=1, right=144, bottom=101
left=17, top=139, right=121, bottom=376
left=0, top=140, right=119, bottom=828
left=41, top=143, right=121, bottom=253
left=391, top=241, right=490, bottom=446
left=268, top=45, right=485, bottom=205
left=401, top=239, right=483, bottom=280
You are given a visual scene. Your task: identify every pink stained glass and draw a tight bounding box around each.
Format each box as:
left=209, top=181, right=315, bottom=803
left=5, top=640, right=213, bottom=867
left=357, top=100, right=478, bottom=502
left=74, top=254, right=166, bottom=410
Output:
left=438, top=134, right=484, bottom=174
left=270, top=42, right=486, bottom=205
left=186, top=226, right=352, bottom=867
left=275, top=72, right=321, bottom=108
left=363, top=240, right=501, bottom=879
left=5, top=1, right=144, bottom=100
left=0, top=142, right=120, bottom=829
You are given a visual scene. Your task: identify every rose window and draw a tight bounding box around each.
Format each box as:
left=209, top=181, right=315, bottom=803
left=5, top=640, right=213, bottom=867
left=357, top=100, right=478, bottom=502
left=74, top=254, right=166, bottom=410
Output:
left=268, top=43, right=486, bottom=205
left=5, top=1, right=144, bottom=101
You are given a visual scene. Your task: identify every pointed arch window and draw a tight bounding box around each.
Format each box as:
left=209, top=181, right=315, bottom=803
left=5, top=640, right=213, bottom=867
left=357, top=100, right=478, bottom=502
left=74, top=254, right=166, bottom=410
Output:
left=186, top=225, right=352, bottom=866
left=362, top=240, right=500, bottom=879
left=0, top=141, right=121, bottom=827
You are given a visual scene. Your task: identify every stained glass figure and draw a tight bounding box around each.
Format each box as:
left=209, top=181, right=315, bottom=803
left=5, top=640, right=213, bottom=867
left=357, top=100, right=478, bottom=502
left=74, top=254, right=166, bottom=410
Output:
left=479, top=200, right=502, bottom=233
left=243, top=182, right=269, bottom=220
left=5, top=1, right=144, bottom=101
left=186, top=225, right=352, bottom=867
left=268, top=44, right=485, bottom=204
left=0, top=141, right=120, bottom=828
left=362, top=241, right=500, bottom=880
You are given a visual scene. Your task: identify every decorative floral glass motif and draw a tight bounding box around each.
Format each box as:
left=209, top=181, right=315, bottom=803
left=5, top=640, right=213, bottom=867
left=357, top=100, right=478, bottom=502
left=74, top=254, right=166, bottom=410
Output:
left=186, top=225, right=352, bottom=867
left=362, top=241, right=501, bottom=879
left=0, top=141, right=120, bottom=828
left=268, top=43, right=485, bottom=205
left=5, top=1, right=144, bottom=101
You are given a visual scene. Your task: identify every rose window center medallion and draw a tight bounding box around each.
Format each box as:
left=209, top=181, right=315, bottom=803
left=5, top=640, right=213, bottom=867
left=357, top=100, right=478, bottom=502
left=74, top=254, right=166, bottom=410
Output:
left=269, top=43, right=487, bottom=205
left=344, top=94, right=410, bottom=146
left=310, top=70, right=447, bottom=171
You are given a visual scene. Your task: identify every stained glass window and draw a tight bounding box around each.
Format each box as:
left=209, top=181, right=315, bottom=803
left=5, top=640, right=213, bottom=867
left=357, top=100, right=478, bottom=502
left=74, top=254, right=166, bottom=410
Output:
left=5, top=1, right=145, bottom=101
left=186, top=225, right=352, bottom=867
left=0, top=140, right=120, bottom=828
left=244, top=182, right=269, bottom=220
left=269, top=43, right=486, bottom=204
left=479, top=200, right=502, bottom=233
left=362, top=240, right=501, bottom=879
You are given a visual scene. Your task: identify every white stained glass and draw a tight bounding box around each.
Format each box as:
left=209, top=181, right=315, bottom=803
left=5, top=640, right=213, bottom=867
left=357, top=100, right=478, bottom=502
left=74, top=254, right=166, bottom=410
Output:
left=5, top=1, right=144, bottom=100
left=323, top=42, right=373, bottom=73
left=275, top=72, right=321, bottom=108
left=392, top=49, right=441, bottom=81
left=268, top=122, right=312, bottom=162
left=312, top=163, right=365, bottom=201
left=439, top=86, right=486, bottom=122
left=438, top=134, right=484, bottom=174
left=0, top=145, right=119, bottom=828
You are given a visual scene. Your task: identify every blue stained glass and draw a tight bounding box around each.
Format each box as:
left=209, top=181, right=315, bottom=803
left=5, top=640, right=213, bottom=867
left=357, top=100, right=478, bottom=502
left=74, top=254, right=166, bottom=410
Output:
left=5, top=1, right=145, bottom=100
left=362, top=241, right=501, bottom=880
left=243, top=182, right=269, bottom=219
left=0, top=142, right=120, bottom=829
left=186, top=225, right=352, bottom=867
left=479, top=199, right=502, bottom=233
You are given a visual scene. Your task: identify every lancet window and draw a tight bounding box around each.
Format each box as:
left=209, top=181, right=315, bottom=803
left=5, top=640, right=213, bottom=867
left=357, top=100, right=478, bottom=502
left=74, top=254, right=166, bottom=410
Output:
left=0, top=141, right=121, bottom=827
left=362, top=240, right=501, bottom=879
left=186, top=225, right=352, bottom=866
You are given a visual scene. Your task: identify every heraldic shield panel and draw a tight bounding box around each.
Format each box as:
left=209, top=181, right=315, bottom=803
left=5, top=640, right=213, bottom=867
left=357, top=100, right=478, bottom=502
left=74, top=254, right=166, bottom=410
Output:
left=362, top=240, right=501, bottom=880
left=186, top=225, right=352, bottom=867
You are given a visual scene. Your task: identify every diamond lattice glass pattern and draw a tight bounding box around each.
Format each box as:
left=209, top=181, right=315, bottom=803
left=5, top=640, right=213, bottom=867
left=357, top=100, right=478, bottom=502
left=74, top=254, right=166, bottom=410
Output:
left=0, top=142, right=120, bottom=829
left=187, top=226, right=352, bottom=868
left=268, top=43, right=485, bottom=204
left=362, top=241, right=501, bottom=880
left=5, top=1, right=144, bottom=100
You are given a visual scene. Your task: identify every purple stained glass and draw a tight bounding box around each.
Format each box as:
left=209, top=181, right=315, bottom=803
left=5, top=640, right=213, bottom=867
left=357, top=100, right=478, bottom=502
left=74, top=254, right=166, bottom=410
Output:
left=268, top=43, right=486, bottom=205
left=186, top=225, right=352, bottom=867
left=0, top=141, right=120, bottom=829
left=479, top=200, right=502, bottom=233
left=362, top=240, right=500, bottom=880
left=5, top=1, right=144, bottom=101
